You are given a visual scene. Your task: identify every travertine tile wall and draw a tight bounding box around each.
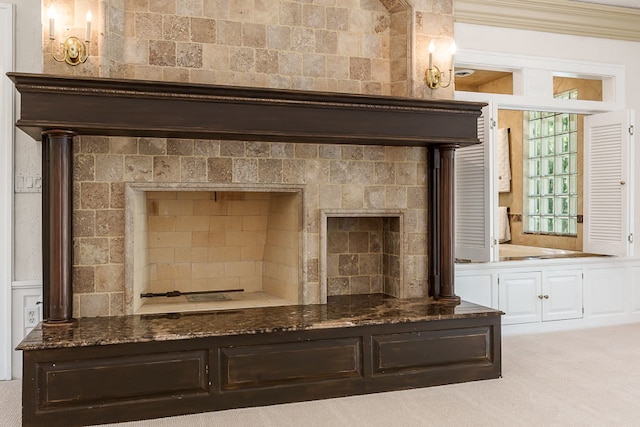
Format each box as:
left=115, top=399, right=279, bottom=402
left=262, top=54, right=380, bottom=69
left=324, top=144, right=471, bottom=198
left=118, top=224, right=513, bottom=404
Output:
left=263, top=192, right=300, bottom=303
left=118, top=0, right=397, bottom=94
left=43, top=0, right=455, bottom=97
left=41, top=0, right=455, bottom=316
left=72, top=136, right=428, bottom=315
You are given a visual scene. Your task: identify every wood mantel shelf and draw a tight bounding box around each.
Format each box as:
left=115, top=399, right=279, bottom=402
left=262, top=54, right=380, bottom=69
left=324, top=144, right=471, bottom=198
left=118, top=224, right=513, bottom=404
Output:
left=8, top=72, right=483, bottom=146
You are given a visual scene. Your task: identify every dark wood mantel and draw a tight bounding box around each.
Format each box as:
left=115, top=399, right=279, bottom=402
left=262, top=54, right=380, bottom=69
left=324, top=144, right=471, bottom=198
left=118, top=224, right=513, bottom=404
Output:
left=8, top=72, right=484, bottom=323
left=9, top=72, right=482, bottom=145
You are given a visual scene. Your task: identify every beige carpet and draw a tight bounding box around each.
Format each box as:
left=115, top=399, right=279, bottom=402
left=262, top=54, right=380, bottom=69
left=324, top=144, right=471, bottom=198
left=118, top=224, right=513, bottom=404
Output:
left=3, top=323, right=640, bottom=426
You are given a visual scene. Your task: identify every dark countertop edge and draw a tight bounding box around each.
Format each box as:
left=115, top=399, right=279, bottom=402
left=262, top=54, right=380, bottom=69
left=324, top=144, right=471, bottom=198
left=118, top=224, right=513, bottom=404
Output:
left=17, top=297, right=502, bottom=351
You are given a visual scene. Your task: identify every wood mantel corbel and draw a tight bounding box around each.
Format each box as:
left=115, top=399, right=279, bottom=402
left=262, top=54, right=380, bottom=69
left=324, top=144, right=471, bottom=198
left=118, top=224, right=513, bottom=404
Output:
left=8, top=72, right=484, bottom=322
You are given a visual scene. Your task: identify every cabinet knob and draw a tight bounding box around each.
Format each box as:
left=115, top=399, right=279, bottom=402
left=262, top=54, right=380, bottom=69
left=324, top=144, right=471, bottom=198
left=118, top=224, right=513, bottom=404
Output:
left=538, top=295, right=544, bottom=299
left=543, top=295, right=549, bottom=299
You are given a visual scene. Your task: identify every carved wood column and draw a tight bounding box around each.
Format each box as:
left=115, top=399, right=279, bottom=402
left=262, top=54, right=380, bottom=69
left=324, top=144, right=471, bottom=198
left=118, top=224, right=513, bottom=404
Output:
left=428, top=147, right=441, bottom=299
left=429, top=146, right=460, bottom=304
left=42, top=130, right=75, bottom=324
left=437, top=146, right=460, bottom=304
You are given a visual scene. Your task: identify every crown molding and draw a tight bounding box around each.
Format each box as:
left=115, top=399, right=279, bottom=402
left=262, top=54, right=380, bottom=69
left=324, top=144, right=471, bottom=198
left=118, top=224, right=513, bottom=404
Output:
left=455, top=0, right=640, bottom=42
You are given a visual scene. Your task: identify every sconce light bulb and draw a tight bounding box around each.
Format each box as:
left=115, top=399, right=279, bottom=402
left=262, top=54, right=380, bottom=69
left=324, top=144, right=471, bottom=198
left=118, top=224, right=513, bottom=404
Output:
left=428, top=40, right=435, bottom=54
left=450, top=41, right=457, bottom=56
left=48, top=6, right=56, bottom=40
left=85, top=10, right=92, bottom=43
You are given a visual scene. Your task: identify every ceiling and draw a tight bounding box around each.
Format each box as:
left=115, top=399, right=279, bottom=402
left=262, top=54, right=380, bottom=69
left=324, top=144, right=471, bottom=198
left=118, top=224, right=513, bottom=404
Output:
left=574, top=0, right=640, bottom=8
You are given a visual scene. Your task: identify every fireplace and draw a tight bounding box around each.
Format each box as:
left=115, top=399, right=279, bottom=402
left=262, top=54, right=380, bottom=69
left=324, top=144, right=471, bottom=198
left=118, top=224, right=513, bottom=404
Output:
left=8, top=72, right=483, bottom=323
left=11, top=73, right=503, bottom=427
left=322, top=212, right=404, bottom=299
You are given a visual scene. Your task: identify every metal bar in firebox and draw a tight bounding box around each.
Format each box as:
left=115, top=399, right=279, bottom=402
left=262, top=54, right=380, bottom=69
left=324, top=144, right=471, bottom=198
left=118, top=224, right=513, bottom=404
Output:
left=140, top=289, right=244, bottom=298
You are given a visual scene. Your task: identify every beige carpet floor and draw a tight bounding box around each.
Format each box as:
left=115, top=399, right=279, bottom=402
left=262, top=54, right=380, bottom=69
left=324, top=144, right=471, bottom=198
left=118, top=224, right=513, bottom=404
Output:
left=3, top=323, right=640, bottom=426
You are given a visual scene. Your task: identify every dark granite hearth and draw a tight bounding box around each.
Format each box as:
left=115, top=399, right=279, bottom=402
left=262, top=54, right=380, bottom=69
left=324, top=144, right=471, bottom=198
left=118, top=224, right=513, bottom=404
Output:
left=20, top=295, right=501, bottom=427
left=18, top=294, right=499, bottom=351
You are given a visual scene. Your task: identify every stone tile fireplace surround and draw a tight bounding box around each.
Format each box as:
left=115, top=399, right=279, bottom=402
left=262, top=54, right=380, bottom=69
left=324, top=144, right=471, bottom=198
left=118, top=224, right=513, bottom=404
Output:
left=10, top=72, right=483, bottom=323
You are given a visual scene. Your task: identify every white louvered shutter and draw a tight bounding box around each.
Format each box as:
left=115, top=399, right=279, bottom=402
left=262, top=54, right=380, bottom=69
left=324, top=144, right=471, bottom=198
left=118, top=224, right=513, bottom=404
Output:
left=583, top=110, right=634, bottom=257
left=455, top=104, right=494, bottom=261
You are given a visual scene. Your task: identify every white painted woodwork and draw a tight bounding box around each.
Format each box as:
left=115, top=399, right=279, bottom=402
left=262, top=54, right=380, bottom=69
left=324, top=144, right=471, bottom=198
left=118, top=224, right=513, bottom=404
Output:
left=455, top=104, right=494, bottom=262
left=499, top=272, right=542, bottom=325
left=584, top=267, right=627, bottom=317
left=0, top=2, right=14, bottom=381
left=631, top=265, right=640, bottom=314
left=10, top=282, right=41, bottom=379
left=455, top=272, right=498, bottom=309
left=542, top=270, right=583, bottom=322
left=455, top=0, right=640, bottom=42
left=584, top=110, right=634, bottom=257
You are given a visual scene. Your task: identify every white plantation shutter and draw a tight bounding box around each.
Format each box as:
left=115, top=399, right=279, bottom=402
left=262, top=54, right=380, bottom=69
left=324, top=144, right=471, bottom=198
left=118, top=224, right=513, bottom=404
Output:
left=583, top=110, right=634, bottom=257
left=455, top=104, right=494, bottom=261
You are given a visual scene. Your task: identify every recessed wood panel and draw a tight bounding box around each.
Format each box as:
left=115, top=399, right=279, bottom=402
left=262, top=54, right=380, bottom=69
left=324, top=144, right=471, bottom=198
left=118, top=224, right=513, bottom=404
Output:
left=372, top=327, right=493, bottom=375
left=36, top=350, right=209, bottom=408
left=220, top=337, right=363, bottom=390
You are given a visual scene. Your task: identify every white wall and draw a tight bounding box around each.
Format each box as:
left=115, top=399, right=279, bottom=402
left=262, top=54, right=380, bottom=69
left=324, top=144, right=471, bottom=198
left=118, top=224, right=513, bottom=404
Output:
left=0, top=2, right=15, bottom=382
left=7, top=0, right=42, bottom=380
left=12, top=1, right=43, bottom=281
left=454, top=22, right=640, bottom=258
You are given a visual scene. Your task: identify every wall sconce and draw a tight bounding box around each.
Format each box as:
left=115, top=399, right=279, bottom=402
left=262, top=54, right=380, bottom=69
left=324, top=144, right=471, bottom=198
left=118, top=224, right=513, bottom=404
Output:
left=425, top=40, right=456, bottom=90
left=48, top=6, right=91, bottom=66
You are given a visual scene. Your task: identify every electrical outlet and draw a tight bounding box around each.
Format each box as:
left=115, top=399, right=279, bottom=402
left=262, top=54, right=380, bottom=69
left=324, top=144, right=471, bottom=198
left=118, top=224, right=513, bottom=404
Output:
left=24, top=306, right=40, bottom=328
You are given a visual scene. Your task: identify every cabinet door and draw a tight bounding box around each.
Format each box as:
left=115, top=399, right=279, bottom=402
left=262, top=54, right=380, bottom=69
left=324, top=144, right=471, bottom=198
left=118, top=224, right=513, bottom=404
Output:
left=499, top=272, right=542, bottom=325
left=455, top=272, right=498, bottom=309
left=542, top=270, right=583, bottom=322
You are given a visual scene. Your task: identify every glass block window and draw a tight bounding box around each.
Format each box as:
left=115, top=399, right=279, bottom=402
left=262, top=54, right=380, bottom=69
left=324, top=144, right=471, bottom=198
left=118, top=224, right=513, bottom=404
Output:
left=523, top=90, right=578, bottom=236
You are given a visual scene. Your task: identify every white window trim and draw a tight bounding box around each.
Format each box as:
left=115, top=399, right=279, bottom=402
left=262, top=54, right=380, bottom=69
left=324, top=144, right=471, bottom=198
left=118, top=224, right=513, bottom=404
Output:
left=0, top=2, right=14, bottom=381
left=454, top=49, right=625, bottom=114
left=454, top=49, right=630, bottom=260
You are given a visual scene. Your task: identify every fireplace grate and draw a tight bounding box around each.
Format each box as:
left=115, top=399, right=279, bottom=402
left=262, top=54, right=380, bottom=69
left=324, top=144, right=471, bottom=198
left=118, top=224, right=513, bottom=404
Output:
left=185, top=293, right=229, bottom=302
left=140, top=289, right=243, bottom=299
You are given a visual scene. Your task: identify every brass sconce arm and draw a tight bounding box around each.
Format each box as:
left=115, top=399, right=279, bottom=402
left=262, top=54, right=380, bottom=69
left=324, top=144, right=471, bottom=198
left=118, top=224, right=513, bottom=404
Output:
left=425, top=65, right=454, bottom=90
left=50, top=37, right=90, bottom=66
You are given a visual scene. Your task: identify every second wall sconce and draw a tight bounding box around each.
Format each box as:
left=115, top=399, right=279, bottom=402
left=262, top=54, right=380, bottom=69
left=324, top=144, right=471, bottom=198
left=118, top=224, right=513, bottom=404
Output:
left=425, top=40, right=456, bottom=90
left=48, top=6, right=91, bottom=66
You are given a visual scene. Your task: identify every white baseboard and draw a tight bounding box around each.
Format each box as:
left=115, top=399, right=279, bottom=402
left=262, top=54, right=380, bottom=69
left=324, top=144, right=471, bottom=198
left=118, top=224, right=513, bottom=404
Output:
left=10, top=281, right=42, bottom=379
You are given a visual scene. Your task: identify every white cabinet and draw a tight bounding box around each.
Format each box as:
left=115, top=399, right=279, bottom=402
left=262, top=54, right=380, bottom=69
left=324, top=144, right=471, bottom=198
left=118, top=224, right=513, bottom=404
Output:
left=499, top=272, right=542, bottom=325
left=455, top=272, right=498, bottom=309
left=584, top=267, right=627, bottom=317
left=542, top=270, right=584, bottom=321
left=499, top=270, right=583, bottom=325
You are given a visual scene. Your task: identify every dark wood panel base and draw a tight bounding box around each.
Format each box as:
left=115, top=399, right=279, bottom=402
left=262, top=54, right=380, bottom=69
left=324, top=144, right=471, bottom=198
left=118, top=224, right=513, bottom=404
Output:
left=22, top=316, right=501, bottom=427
